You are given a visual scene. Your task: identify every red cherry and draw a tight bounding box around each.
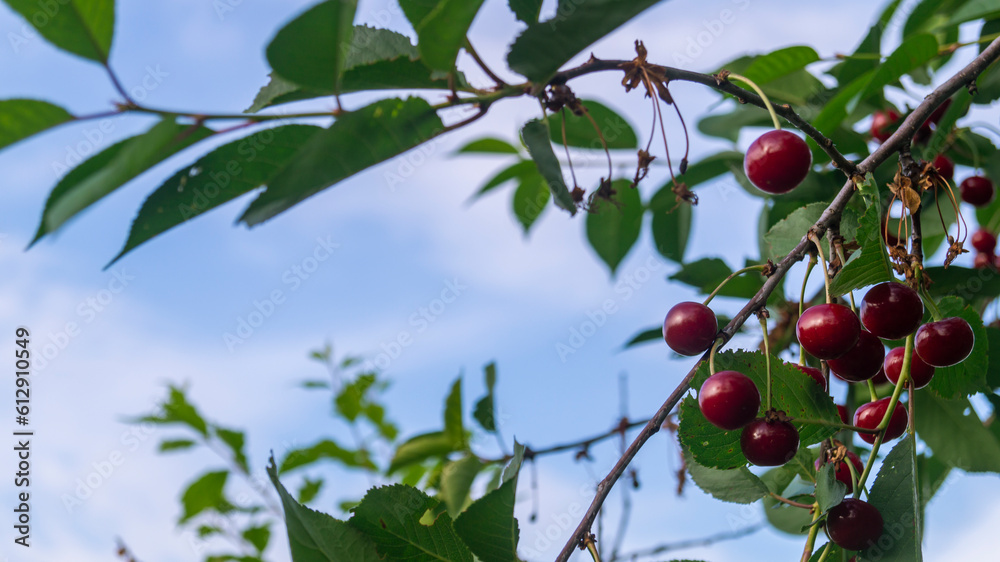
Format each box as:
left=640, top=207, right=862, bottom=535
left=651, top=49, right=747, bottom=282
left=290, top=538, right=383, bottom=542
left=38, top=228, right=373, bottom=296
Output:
left=860, top=282, right=924, bottom=340
left=698, top=371, right=761, bottom=430
left=743, top=130, right=812, bottom=194
left=971, top=229, right=997, bottom=254
left=974, top=252, right=993, bottom=269
left=854, top=398, right=908, bottom=444
left=883, top=346, right=935, bottom=389
left=932, top=154, right=954, bottom=181
left=870, top=367, right=889, bottom=385
left=961, top=176, right=995, bottom=207
left=826, top=498, right=884, bottom=551
left=794, top=364, right=827, bottom=391
left=870, top=110, right=899, bottom=143
left=828, top=330, right=885, bottom=382
left=796, top=303, right=861, bottom=360
left=837, top=405, right=849, bottom=425
left=663, top=302, right=718, bottom=356
left=740, top=418, right=800, bottom=466
left=914, top=317, right=975, bottom=367
left=815, top=450, right=864, bottom=493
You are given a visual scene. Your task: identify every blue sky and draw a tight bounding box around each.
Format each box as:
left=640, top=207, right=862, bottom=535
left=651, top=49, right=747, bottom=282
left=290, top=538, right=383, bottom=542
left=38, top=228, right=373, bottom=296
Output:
left=1, top=0, right=999, bottom=561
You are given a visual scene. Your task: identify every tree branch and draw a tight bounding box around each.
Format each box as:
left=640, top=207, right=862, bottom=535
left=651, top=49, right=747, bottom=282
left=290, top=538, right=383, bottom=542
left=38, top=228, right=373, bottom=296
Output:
left=554, top=36, right=1000, bottom=562
left=607, top=523, right=765, bottom=561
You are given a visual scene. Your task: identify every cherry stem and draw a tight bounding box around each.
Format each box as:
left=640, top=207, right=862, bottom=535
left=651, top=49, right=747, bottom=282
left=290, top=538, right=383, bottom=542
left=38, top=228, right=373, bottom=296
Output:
left=798, top=256, right=818, bottom=366
left=759, top=313, right=773, bottom=411
left=703, top=264, right=768, bottom=306
left=708, top=337, right=724, bottom=376
left=814, top=541, right=834, bottom=562
left=727, top=73, right=781, bottom=130
left=769, top=492, right=814, bottom=510
left=867, top=379, right=879, bottom=402
left=584, top=535, right=601, bottom=562
left=845, top=449, right=868, bottom=497
left=800, top=503, right=822, bottom=562
left=808, top=233, right=832, bottom=304
left=920, top=287, right=943, bottom=321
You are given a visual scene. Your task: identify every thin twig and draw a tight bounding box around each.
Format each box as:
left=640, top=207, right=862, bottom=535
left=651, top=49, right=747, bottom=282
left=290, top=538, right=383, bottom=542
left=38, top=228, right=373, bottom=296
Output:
left=608, top=523, right=765, bottom=561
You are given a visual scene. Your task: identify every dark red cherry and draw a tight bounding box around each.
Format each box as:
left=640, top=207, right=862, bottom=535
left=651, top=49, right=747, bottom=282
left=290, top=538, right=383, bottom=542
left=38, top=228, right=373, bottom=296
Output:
left=829, top=330, right=885, bottom=382
left=975, top=252, right=993, bottom=269
left=815, top=450, right=864, bottom=493
left=698, top=371, right=761, bottom=430
left=961, top=176, right=995, bottom=207
left=826, top=498, right=884, bottom=551
left=837, top=405, right=849, bottom=425
left=743, top=130, right=812, bottom=194
left=740, top=417, right=800, bottom=466
left=883, top=346, right=935, bottom=389
left=796, top=303, right=861, bottom=360
left=870, top=367, right=889, bottom=385
left=663, top=302, right=718, bottom=356
left=794, top=364, right=827, bottom=391
left=854, top=398, right=908, bottom=444
left=870, top=110, right=899, bottom=143
left=915, top=317, right=975, bottom=367
left=971, top=229, right=997, bottom=254
left=860, top=282, right=924, bottom=340
left=932, top=154, right=954, bottom=181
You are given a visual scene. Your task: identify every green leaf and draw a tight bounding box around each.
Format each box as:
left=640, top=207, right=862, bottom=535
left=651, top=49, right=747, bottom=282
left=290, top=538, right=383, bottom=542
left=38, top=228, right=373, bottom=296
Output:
left=682, top=446, right=769, bottom=504
left=410, top=0, right=485, bottom=71
left=928, top=297, right=989, bottom=398
left=851, top=34, right=939, bottom=113
left=239, top=97, right=444, bottom=227
left=669, top=258, right=763, bottom=300
left=697, top=105, right=772, bottom=142
left=453, top=446, right=522, bottom=562
left=829, top=204, right=894, bottom=296
left=860, top=437, right=922, bottom=562
left=137, top=385, right=210, bottom=437
left=500, top=441, right=525, bottom=486
left=266, top=0, right=358, bottom=93
left=2, top=0, right=114, bottom=63
left=922, top=92, right=972, bottom=159
left=281, top=439, right=376, bottom=473
left=180, top=471, right=229, bottom=523
left=814, top=463, right=846, bottom=515
left=947, top=0, right=1000, bottom=24
left=456, top=138, right=519, bottom=154
left=32, top=119, right=214, bottom=244
left=914, top=391, right=1000, bottom=472
left=215, top=428, right=249, bottom=473
left=809, top=544, right=845, bottom=562
left=830, top=16, right=886, bottom=85
left=679, top=350, right=840, bottom=469
left=0, top=99, right=74, bottom=151
left=764, top=202, right=826, bottom=258
left=470, top=160, right=536, bottom=200
left=521, top=119, right=577, bottom=215
left=243, top=524, right=271, bottom=553
left=759, top=447, right=816, bottom=535
left=508, top=0, right=542, bottom=23
left=546, top=100, right=637, bottom=149
left=158, top=439, right=197, bottom=452
left=473, top=362, right=498, bottom=433
left=506, top=0, right=661, bottom=83
left=267, top=458, right=382, bottom=562
left=512, top=174, right=550, bottom=233
left=622, top=326, right=663, bottom=349
left=742, top=46, right=820, bottom=85
left=922, top=266, right=1000, bottom=301
left=349, top=485, right=474, bottom=562
left=388, top=431, right=457, bottom=474
left=652, top=201, right=692, bottom=263
left=812, top=68, right=874, bottom=135
left=444, top=376, right=465, bottom=448
left=439, top=455, right=482, bottom=518
left=586, top=180, right=642, bottom=275
left=110, top=125, right=319, bottom=264
left=297, top=478, right=324, bottom=504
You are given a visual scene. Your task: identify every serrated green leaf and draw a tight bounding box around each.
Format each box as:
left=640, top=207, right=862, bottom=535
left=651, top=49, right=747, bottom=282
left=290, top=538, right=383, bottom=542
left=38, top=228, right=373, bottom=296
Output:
left=456, top=138, right=519, bottom=154
left=281, top=439, right=375, bottom=473
left=512, top=174, right=550, bottom=233
left=508, top=0, right=542, bottom=23
left=349, top=485, right=474, bottom=562
left=0, top=99, right=74, bottom=151
left=622, top=326, right=663, bottom=349
left=506, top=0, right=661, bottom=83
left=815, top=463, right=846, bottom=514
left=440, top=455, right=482, bottom=518
left=388, top=431, right=457, bottom=474
left=2, top=0, right=114, bottom=63
left=32, top=119, right=214, bottom=244
left=652, top=201, right=692, bottom=263
left=682, top=446, right=769, bottom=504
left=679, top=351, right=840, bottom=469
left=928, top=297, right=989, bottom=398
left=547, top=100, right=637, bottom=150
left=914, top=391, right=1000, bottom=472
left=444, top=376, right=465, bottom=448
left=473, top=362, right=498, bottom=433
left=215, top=428, right=249, bottom=473
left=829, top=204, right=894, bottom=296
left=859, top=437, right=922, bottom=562
left=240, top=97, right=444, bottom=226
left=159, top=439, right=197, bottom=452
left=586, top=180, right=642, bottom=275
left=453, top=442, right=522, bottom=562
left=521, top=119, right=577, bottom=215
left=764, top=202, right=827, bottom=258
left=180, top=471, right=230, bottom=523
left=297, top=478, right=324, bottom=504
left=267, top=458, right=382, bottom=562
left=266, top=0, right=357, bottom=93
left=742, top=46, right=820, bottom=85
left=410, top=0, right=485, bottom=71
